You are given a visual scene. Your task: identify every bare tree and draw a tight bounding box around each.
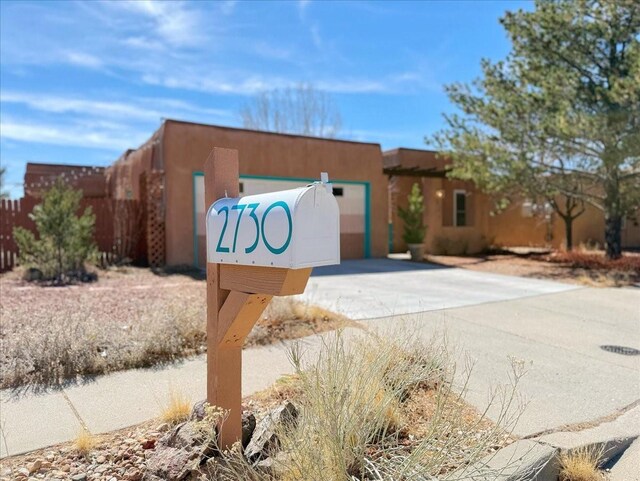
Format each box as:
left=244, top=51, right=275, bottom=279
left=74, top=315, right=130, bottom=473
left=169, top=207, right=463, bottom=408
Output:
left=0, top=167, right=8, bottom=199
left=240, top=83, right=342, bottom=138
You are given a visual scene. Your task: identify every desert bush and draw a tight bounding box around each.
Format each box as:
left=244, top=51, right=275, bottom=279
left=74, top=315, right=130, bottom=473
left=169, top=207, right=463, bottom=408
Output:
left=13, top=179, right=96, bottom=283
left=215, top=330, right=524, bottom=480
left=546, top=251, right=640, bottom=272
left=433, top=236, right=469, bottom=256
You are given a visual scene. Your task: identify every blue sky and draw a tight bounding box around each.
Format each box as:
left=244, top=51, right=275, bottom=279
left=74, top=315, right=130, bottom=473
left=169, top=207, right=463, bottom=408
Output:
left=0, top=0, right=529, bottom=198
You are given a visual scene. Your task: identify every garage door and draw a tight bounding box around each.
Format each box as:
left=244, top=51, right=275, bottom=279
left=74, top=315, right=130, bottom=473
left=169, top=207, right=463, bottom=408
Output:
left=193, top=174, right=368, bottom=268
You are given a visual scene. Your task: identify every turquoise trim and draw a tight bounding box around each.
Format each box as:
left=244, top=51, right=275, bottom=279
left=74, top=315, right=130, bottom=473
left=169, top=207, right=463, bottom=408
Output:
left=192, top=172, right=199, bottom=268
left=364, top=182, right=371, bottom=258
left=191, top=172, right=372, bottom=262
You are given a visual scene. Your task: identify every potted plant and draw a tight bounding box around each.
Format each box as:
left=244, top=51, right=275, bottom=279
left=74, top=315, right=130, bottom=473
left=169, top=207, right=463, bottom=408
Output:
left=398, top=182, right=427, bottom=261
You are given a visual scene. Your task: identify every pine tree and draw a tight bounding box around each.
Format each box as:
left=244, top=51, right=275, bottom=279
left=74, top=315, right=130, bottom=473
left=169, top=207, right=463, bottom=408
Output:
left=398, top=183, right=427, bottom=245
left=14, top=179, right=96, bottom=282
left=432, top=0, right=640, bottom=258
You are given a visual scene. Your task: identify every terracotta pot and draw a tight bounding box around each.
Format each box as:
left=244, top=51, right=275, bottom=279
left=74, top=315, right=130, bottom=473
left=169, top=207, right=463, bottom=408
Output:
left=407, top=243, right=425, bottom=262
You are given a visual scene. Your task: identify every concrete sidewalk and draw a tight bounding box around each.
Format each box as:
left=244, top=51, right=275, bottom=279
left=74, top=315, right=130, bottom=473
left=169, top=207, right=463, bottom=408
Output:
left=1, top=339, right=318, bottom=457
left=2, top=263, right=638, bottom=458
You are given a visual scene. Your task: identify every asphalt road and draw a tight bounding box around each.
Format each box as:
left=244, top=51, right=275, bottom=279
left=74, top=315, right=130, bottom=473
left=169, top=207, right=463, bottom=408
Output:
left=307, top=259, right=640, bottom=437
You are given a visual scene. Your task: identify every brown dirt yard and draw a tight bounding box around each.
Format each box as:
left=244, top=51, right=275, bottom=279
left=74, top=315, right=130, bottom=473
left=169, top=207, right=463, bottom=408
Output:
left=0, top=266, right=354, bottom=390
left=427, top=249, right=640, bottom=288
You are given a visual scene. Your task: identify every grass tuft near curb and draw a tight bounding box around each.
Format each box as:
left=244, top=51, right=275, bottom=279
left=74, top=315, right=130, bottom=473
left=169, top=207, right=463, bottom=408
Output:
left=558, top=445, right=606, bottom=481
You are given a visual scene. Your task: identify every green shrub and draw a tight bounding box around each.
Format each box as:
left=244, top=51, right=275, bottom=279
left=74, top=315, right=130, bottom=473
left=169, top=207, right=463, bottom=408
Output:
left=13, top=179, right=96, bottom=283
left=398, top=182, right=426, bottom=244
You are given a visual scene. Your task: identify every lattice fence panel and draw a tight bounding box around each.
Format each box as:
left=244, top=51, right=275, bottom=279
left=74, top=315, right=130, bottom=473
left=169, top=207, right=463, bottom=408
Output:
left=146, top=171, right=166, bottom=267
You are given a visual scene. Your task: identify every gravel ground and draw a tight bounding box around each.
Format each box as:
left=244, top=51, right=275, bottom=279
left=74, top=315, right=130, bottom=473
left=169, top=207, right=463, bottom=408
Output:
left=427, top=251, right=640, bottom=287
left=0, top=266, right=351, bottom=389
left=0, top=420, right=158, bottom=481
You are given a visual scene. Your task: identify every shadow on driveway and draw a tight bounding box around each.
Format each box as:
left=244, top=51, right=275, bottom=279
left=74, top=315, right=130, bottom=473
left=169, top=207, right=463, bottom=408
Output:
left=311, top=258, right=450, bottom=276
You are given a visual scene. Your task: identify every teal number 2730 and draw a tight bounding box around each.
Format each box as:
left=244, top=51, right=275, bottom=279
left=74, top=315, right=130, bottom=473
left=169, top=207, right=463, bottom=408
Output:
left=215, top=201, right=293, bottom=255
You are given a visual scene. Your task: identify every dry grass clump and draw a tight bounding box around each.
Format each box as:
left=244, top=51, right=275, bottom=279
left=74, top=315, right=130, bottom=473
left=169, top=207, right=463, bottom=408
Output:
left=0, top=299, right=204, bottom=389
left=74, top=429, right=97, bottom=456
left=160, top=389, right=192, bottom=426
left=0, top=270, right=349, bottom=389
left=216, top=330, right=524, bottom=480
left=558, top=445, right=606, bottom=481
left=246, top=297, right=357, bottom=347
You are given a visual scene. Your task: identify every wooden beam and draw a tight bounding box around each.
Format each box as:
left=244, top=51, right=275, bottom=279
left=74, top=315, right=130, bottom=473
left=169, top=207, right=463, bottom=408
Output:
left=217, top=291, right=272, bottom=346
left=205, top=148, right=240, bottom=449
left=220, top=264, right=312, bottom=296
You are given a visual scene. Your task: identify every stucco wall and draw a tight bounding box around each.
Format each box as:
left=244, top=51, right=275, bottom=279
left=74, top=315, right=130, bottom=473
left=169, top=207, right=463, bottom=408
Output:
left=161, top=121, right=388, bottom=266
left=489, top=201, right=640, bottom=249
left=24, top=163, right=107, bottom=198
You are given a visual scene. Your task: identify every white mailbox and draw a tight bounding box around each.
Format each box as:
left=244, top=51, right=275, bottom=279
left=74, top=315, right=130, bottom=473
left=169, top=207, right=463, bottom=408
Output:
left=206, top=176, right=340, bottom=269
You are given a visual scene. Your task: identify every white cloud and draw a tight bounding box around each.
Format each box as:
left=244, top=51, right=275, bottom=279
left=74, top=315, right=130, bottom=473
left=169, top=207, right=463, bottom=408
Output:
left=0, top=91, right=232, bottom=122
left=103, top=0, right=204, bottom=47
left=316, top=79, right=388, bottom=94
left=141, top=72, right=288, bottom=95
left=0, top=119, right=147, bottom=151
left=310, top=25, right=322, bottom=50
left=298, top=0, right=311, bottom=20
left=63, top=51, right=104, bottom=69
left=252, top=41, right=292, bottom=61
left=220, top=1, right=237, bottom=16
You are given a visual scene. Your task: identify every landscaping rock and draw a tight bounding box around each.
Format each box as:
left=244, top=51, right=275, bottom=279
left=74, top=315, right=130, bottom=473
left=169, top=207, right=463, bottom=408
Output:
left=143, top=421, right=216, bottom=481
left=16, top=467, right=30, bottom=478
left=27, top=460, right=41, bottom=474
left=242, top=411, right=256, bottom=449
left=23, top=268, right=43, bottom=282
left=141, top=438, right=156, bottom=450
left=255, top=451, right=291, bottom=474
left=244, top=401, right=298, bottom=462
left=189, top=400, right=208, bottom=422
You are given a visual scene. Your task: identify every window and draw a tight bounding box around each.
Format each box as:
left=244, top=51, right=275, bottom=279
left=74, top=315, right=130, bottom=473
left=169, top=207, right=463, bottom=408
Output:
left=454, top=190, right=466, bottom=226
left=332, top=187, right=344, bottom=196
left=239, top=182, right=244, bottom=194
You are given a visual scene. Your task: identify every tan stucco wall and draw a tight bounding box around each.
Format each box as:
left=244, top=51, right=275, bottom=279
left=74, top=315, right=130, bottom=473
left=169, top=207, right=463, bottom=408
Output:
left=390, top=173, right=640, bottom=253
left=160, top=121, right=388, bottom=266
left=489, top=201, right=640, bottom=250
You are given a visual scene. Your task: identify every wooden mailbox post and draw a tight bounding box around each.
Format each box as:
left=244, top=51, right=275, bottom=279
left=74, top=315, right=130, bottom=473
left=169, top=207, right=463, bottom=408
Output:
left=204, top=148, right=340, bottom=448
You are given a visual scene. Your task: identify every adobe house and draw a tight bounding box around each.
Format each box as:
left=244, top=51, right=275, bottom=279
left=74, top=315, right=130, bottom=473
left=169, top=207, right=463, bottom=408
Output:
left=22, top=119, right=636, bottom=269
left=106, top=119, right=388, bottom=268
left=385, top=148, right=640, bottom=253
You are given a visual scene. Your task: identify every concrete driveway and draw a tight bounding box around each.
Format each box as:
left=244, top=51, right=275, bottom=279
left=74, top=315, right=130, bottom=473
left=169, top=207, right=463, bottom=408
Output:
left=304, top=258, right=579, bottom=319
left=306, top=259, right=640, bottom=437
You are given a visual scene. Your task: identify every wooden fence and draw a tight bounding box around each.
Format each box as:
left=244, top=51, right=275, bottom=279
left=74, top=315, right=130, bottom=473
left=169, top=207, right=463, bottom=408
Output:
left=0, top=196, right=142, bottom=272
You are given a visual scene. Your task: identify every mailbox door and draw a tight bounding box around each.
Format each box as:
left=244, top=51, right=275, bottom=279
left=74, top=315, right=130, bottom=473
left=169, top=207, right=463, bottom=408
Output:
left=292, top=186, right=340, bottom=267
